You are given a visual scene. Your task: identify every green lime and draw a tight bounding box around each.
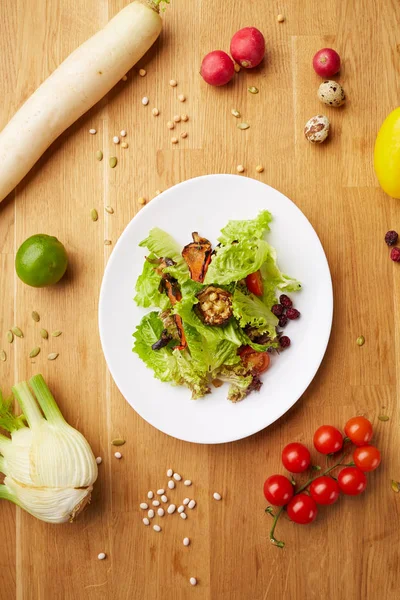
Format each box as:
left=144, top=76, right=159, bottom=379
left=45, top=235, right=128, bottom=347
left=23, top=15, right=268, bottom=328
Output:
left=15, top=234, right=68, bottom=288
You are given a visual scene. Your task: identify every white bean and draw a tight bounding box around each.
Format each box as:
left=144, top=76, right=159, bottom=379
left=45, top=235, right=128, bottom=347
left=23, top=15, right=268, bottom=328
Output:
left=189, top=577, right=197, bottom=586
left=183, top=538, right=190, bottom=546
left=168, top=480, right=175, bottom=490
left=188, top=500, right=196, bottom=509
left=180, top=512, right=187, bottom=520
left=213, top=492, right=222, bottom=501
left=89, top=128, right=97, bottom=135
left=161, top=495, right=168, bottom=503
left=114, top=452, right=122, bottom=459
left=167, top=504, right=176, bottom=514
left=148, top=509, right=154, bottom=519
left=157, top=489, right=165, bottom=495
left=177, top=505, right=185, bottom=514
left=140, top=503, right=148, bottom=510
left=183, top=498, right=190, bottom=505
left=120, top=130, right=127, bottom=137
left=152, top=500, right=160, bottom=507
left=183, top=480, right=192, bottom=486
left=153, top=524, right=161, bottom=532
left=147, top=491, right=154, bottom=499
left=173, top=473, right=182, bottom=481
left=167, top=468, right=173, bottom=477
left=157, top=508, right=165, bottom=517
left=95, top=457, right=102, bottom=465
left=113, top=135, right=120, bottom=144
left=143, top=518, right=150, bottom=526
left=142, top=96, right=149, bottom=106
left=97, top=552, right=106, bottom=560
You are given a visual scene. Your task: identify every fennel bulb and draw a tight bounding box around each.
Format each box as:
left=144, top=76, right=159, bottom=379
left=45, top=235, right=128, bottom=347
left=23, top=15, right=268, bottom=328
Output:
left=0, top=374, right=98, bottom=524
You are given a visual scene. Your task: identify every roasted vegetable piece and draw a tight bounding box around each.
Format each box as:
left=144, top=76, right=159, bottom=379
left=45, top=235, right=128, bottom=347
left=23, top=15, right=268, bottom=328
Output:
left=182, top=232, right=212, bottom=283
left=151, top=329, right=172, bottom=351
left=196, top=286, right=233, bottom=326
left=155, top=258, right=187, bottom=350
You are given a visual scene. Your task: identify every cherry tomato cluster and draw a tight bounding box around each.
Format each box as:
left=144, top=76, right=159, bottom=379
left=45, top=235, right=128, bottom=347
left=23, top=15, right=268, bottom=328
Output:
left=264, top=416, right=381, bottom=547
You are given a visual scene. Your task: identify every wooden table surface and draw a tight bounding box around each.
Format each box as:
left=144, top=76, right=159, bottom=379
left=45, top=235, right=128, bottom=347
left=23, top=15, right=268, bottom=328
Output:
left=1, top=1, right=400, bottom=598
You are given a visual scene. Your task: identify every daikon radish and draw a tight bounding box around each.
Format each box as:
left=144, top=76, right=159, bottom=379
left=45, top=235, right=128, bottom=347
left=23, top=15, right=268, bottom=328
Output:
left=0, top=0, right=164, bottom=203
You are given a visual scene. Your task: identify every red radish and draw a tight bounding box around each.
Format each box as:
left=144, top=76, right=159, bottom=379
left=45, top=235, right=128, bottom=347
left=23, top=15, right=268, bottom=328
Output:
left=200, top=51, right=235, bottom=86
left=230, top=27, right=265, bottom=68
left=312, top=48, right=341, bottom=77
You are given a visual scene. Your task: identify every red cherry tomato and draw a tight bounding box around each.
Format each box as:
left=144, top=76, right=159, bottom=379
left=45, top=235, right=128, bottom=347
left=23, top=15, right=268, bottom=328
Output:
left=310, top=476, right=340, bottom=505
left=245, top=270, right=263, bottom=296
left=263, top=474, right=294, bottom=506
left=239, top=346, right=270, bottom=374
left=282, top=443, right=311, bottom=473
left=313, top=425, right=343, bottom=454
left=286, top=493, right=318, bottom=524
left=344, top=416, right=373, bottom=446
left=338, top=467, right=367, bottom=496
left=353, top=445, right=381, bottom=472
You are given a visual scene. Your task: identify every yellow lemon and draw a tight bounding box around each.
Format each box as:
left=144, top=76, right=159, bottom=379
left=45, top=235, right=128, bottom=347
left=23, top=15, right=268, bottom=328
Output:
left=374, top=107, right=400, bottom=198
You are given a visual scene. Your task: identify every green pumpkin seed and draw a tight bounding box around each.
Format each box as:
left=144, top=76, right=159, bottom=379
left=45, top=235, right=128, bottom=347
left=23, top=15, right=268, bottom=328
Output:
left=104, top=240, right=112, bottom=246
left=7, top=330, right=14, bottom=343
left=237, top=122, right=250, bottom=130
left=111, top=438, right=126, bottom=446
left=29, top=347, right=41, bottom=358
left=91, top=208, right=98, bottom=222
left=356, top=336, right=365, bottom=346
left=248, top=86, right=259, bottom=94
left=105, top=206, right=114, bottom=214
left=231, top=109, right=241, bottom=118
left=0, top=350, right=6, bottom=362
left=391, top=480, right=400, bottom=493
left=11, top=326, right=23, bottom=338
left=40, top=329, right=49, bottom=339
left=109, top=157, right=117, bottom=168
left=378, top=415, right=389, bottom=422
left=51, top=330, right=62, bottom=337
left=48, top=352, right=59, bottom=361
left=96, top=150, right=103, bottom=161
left=32, top=311, right=40, bottom=322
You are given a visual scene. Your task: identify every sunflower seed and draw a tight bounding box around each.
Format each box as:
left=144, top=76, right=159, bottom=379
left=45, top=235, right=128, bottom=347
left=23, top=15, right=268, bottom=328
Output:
left=378, top=415, right=389, bottom=421
left=48, top=352, right=59, bottom=361
left=231, top=109, right=241, bottom=118
left=40, top=329, right=49, bottom=339
left=51, top=330, right=62, bottom=337
left=109, top=157, right=117, bottom=168
left=96, top=150, right=103, bottom=161
left=391, top=480, right=400, bottom=493
left=32, top=311, right=40, bottom=322
left=111, top=438, right=126, bottom=446
left=237, top=122, right=250, bottom=130
left=11, top=327, right=23, bottom=338
left=0, top=350, right=6, bottom=362
left=248, top=86, right=259, bottom=94
left=6, top=331, right=14, bottom=343
left=29, top=347, right=41, bottom=358
left=105, top=206, right=114, bottom=214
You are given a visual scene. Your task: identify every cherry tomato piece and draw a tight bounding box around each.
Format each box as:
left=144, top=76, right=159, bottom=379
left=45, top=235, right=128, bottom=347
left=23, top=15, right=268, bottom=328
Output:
left=263, top=474, right=294, bottom=506
left=353, top=445, right=381, bottom=472
left=282, top=442, right=311, bottom=473
left=286, top=493, right=318, bottom=524
left=338, top=467, right=367, bottom=496
left=239, top=346, right=270, bottom=374
left=313, top=425, right=343, bottom=454
left=310, top=476, right=340, bottom=505
left=245, top=270, right=263, bottom=296
left=344, top=416, right=373, bottom=446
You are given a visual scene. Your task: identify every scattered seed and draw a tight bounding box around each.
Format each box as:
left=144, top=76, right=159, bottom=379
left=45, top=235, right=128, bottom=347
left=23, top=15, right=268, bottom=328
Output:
left=121, top=142, right=129, bottom=149
left=167, top=469, right=173, bottom=477
left=105, top=206, right=114, bottom=214
left=173, top=473, right=182, bottom=481
left=171, top=137, right=178, bottom=144
left=96, top=150, right=103, bottom=161
left=157, top=488, right=165, bottom=495
left=157, top=508, right=165, bottom=517
left=169, top=79, right=177, bottom=87
left=356, top=336, right=365, bottom=346
left=189, top=577, right=197, bottom=586
left=180, top=132, right=188, bottom=139
left=48, top=352, right=59, bottom=361
left=167, top=121, right=175, bottom=130
left=153, top=525, right=161, bottom=532
left=152, top=107, right=160, bottom=116
left=173, top=115, right=181, bottom=123
left=32, top=311, right=40, bottom=322
left=139, top=69, right=147, bottom=77
left=391, top=480, right=400, bottom=493
left=152, top=500, right=160, bottom=507
left=96, top=457, right=102, bottom=465
left=237, top=122, right=250, bottom=130
left=256, top=165, right=264, bottom=173
left=168, top=480, right=175, bottom=490
left=138, top=197, right=146, bottom=205
left=142, top=96, right=149, bottom=106
left=248, top=86, right=259, bottom=94
left=277, top=14, right=285, bottom=22
left=91, top=208, right=99, bottom=222
left=109, top=157, right=117, bottom=168
left=177, top=505, right=185, bottom=514
left=114, top=451, right=122, bottom=459
left=89, top=128, right=97, bottom=135
left=0, top=350, right=6, bottom=362
left=178, top=94, right=186, bottom=102
left=120, top=130, right=127, bottom=137
left=161, top=494, right=168, bottom=503
left=180, top=512, right=187, bottom=520
left=143, top=518, right=150, bottom=526
left=231, top=109, right=241, bottom=118
left=104, top=240, right=112, bottom=246
left=148, top=509, right=155, bottom=518
left=147, top=491, right=154, bottom=499
left=188, top=500, right=196, bottom=509
left=167, top=504, right=176, bottom=514
left=184, top=480, right=192, bottom=486
left=237, top=165, right=245, bottom=173
left=234, top=63, right=241, bottom=73
left=11, top=327, right=23, bottom=338
left=140, top=502, right=148, bottom=510
left=7, top=331, right=14, bottom=343
left=181, top=114, right=189, bottom=122
left=183, top=538, right=190, bottom=546
left=155, top=189, right=162, bottom=196
left=183, top=498, right=190, bottom=505
left=97, top=553, right=106, bottom=560
left=122, top=75, right=128, bottom=81
left=29, top=347, right=41, bottom=358
left=213, top=492, right=222, bottom=501
left=111, top=438, right=125, bottom=446
left=40, top=329, right=49, bottom=339
left=113, top=135, right=120, bottom=144
left=378, top=415, right=389, bottom=422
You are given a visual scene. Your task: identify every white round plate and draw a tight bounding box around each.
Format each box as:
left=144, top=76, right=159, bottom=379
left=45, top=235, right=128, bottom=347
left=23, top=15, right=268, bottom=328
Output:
left=99, top=175, right=333, bottom=444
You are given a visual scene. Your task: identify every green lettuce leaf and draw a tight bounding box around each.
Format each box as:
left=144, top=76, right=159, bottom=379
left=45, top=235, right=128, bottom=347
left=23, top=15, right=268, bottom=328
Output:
left=134, top=254, right=171, bottom=310
left=232, top=289, right=278, bottom=337
left=218, top=210, right=272, bottom=244
left=139, top=227, right=189, bottom=283
left=204, top=238, right=272, bottom=286
left=212, top=364, right=261, bottom=403
left=172, top=349, right=210, bottom=399
left=184, top=323, right=240, bottom=373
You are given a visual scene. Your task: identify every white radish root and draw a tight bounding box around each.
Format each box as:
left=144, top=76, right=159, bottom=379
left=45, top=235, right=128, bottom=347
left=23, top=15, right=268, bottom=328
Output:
left=0, top=0, right=162, bottom=203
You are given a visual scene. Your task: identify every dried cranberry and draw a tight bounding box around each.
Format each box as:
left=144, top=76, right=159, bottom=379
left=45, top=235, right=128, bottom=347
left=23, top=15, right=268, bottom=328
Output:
left=280, top=336, right=291, bottom=349
left=278, top=314, right=288, bottom=328
left=390, top=247, right=400, bottom=262
left=286, top=308, right=300, bottom=320
left=271, top=304, right=284, bottom=317
left=385, top=230, right=398, bottom=246
left=279, top=294, right=292, bottom=308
